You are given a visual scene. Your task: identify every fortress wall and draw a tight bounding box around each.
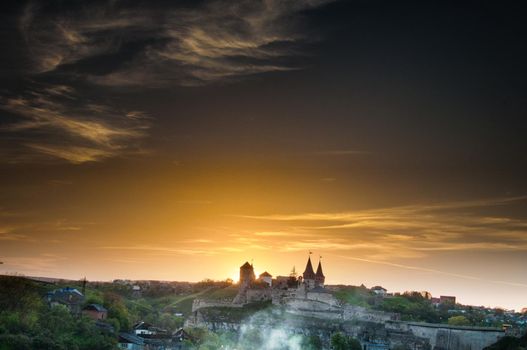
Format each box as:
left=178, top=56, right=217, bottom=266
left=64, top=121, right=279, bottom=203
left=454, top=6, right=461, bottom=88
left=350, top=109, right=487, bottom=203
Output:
left=410, top=324, right=503, bottom=350
left=284, top=297, right=342, bottom=313
left=192, top=299, right=242, bottom=312
left=306, top=291, right=339, bottom=306
left=246, top=289, right=272, bottom=303
left=189, top=306, right=505, bottom=350
left=343, top=305, right=398, bottom=322
left=386, top=321, right=504, bottom=350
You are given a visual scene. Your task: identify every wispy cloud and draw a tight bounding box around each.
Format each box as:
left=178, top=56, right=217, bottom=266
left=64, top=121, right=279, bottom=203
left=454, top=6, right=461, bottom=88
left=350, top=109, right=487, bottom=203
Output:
left=0, top=226, right=28, bottom=241
left=0, top=84, right=150, bottom=163
left=100, top=245, right=220, bottom=256
left=237, top=196, right=527, bottom=258
left=313, top=150, right=371, bottom=156
left=1, top=254, right=66, bottom=275
left=336, top=255, right=527, bottom=288
left=20, top=0, right=334, bottom=86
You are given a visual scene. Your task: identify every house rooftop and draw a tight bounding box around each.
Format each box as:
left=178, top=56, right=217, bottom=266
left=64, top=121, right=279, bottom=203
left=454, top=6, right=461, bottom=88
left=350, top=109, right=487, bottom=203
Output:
left=83, top=304, right=107, bottom=312
left=119, top=332, right=144, bottom=345
left=46, top=287, right=84, bottom=304
left=133, top=321, right=153, bottom=330
left=372, top=286, right=387, bottom=291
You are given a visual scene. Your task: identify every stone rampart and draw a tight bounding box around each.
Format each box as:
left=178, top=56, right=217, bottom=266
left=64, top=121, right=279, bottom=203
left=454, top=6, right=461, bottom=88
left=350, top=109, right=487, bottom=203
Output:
left=386, top=321, right=504, bottom=349
left=192, top=299, right=242, bottom=312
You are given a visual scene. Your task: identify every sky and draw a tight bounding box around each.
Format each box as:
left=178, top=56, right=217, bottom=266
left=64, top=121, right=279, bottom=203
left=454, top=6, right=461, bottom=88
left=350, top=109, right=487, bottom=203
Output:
left=0, top=0, right=526, bottom=311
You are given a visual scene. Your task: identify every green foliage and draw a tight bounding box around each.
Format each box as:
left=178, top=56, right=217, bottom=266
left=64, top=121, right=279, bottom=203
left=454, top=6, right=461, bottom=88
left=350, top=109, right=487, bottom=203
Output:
left=378, top=296, right=441, bottom=323
left=331, top=332, right=361, bottom=350
left=0, top=277, right=116, bottom=350
left=305, top=335, right=323, bottom=350
left=484, top=332, right=527, bottom=350
left=0, top=277, right=43, bottom=313
left=198, top=301, right=272, bottom=323
left=103, top=292, right=131, bottom=331
left=448, top=315, right=471, bottom=326
left=84, top=290, right=104, bottom=306
left=203, top=285, right=239, bottom=300
left=154, top=313, right=184, bottom=332
left=334, top=286, right=371, bottom=307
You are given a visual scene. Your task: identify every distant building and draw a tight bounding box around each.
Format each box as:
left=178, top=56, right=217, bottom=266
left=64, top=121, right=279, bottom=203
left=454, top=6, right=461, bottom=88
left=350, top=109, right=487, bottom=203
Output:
left=132, top=285, right=142, bottom=298
left=315, top=260, right=325, bottom=287
left=420, top=291, right=432, bottom=300
left=371, top=286, right=388, bottom=297
left=440, top=295, right=456, bottom=305
left=259, top=271, right=273, bottom=287
left=302, top=256, right=316, bottom=289
left=45, top=287, right=85, bottom=314
left=133, top=321, right=156, bottom=336
left=132, top=321, right=168, bottom=338
left=231, top=255, right=329, bottom=306
left=172, top=328, right=194, bottom=349
left=118, top=332, right=144, bottom=350
left=113, top=279, right=132, bottom=285
left=239, top=262, right=255, bottom=288
left=274, top=276, right=290, bottom=289
left=82, top=304, right=108, bottom=321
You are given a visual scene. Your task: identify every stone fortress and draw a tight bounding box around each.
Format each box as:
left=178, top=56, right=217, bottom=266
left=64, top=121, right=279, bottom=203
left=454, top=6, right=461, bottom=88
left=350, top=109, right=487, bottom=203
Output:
left=189, top=255, right=505, bottom=349
left=232, top=256, right=342, bottom=310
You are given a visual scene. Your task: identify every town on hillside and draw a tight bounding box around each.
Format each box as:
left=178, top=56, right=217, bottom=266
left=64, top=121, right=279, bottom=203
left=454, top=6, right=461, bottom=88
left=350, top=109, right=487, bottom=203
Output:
left=0, top=257, right=526, bottom=349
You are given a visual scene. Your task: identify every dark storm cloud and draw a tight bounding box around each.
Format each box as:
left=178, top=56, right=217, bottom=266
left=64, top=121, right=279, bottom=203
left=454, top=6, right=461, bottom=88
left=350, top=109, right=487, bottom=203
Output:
left=1, top=0, right=335, bottom=163
left=0, top=84, right=150, bottom=163
left=20, top=0, right=334, bottom=86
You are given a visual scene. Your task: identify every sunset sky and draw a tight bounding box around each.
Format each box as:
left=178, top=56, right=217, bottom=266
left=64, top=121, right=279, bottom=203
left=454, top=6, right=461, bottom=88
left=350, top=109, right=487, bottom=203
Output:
left=1, top=0, right=526, bottom=311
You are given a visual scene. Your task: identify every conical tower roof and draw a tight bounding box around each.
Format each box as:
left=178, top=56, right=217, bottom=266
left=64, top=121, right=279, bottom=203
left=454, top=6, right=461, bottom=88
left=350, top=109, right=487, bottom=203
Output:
left=240, top=261, right=252, bottom=269
left=303, top=256, right=316, bottom=279
left=316, top=260, right=325, bottom=278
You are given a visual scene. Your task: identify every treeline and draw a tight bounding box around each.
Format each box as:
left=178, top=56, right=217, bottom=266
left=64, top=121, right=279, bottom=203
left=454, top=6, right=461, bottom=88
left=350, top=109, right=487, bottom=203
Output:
left=0, top=276, right=115, bottom=350
left=0, top=276, right=233, bottom=350
left=335, top=286, right=502, bottom=327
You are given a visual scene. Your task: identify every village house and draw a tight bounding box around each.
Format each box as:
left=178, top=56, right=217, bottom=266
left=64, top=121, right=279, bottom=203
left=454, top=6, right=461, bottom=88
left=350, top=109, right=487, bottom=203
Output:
left=132, top=285, right=142, bottom=298
left=118, top=332, right=145, bottom=350
left=82, top=303, right=108, bottom=321
left=172, top=328, right=193, bottom=349
left=371, top=286, right=388, bottom=297
left=440, top=295, right=457, bottom=305
left=133, top=321, right=157, bottom=336
left=258, top=271, right=273, bottom=287
left=45, top=287, right=85, bottom=314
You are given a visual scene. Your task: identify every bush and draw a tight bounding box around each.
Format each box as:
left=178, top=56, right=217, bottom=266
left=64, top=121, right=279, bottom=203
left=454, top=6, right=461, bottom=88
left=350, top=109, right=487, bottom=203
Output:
left=448, top=316, right=471, bottom=326
left=330, top=332, right=361, bottom=350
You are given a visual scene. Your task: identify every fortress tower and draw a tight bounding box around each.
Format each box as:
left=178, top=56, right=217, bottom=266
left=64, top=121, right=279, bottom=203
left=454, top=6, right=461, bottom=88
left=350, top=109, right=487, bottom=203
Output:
left=239, top=261, right=255, bottom=288
left=315, top=259, right=325, bottom=287
left=303, top=256, right=316, bottom=289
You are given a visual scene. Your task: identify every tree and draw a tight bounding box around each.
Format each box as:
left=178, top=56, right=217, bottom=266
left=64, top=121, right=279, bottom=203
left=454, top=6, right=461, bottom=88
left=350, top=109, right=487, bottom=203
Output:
left=348, top=338, right=362, bottom=350
left=331, top=332, right=361, bottom=350
left=448, top=315, right=471, bottom=326
left=103, top=292, right=130, bottom=331
left=306, top=335, right=323, bottom=350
